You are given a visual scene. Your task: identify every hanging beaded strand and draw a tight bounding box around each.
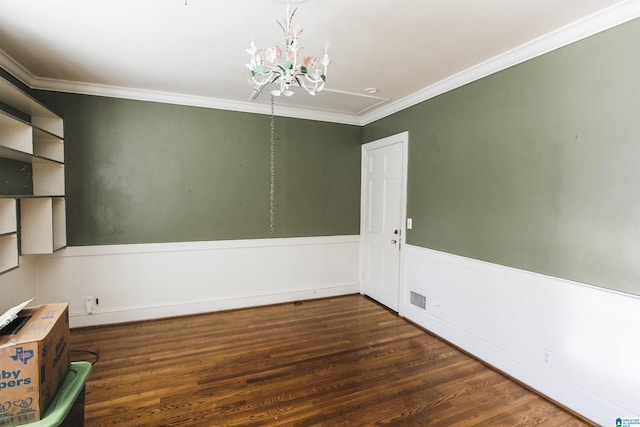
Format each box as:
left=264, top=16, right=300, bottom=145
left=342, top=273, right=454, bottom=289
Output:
left=269, top=95, right=276, bottom=234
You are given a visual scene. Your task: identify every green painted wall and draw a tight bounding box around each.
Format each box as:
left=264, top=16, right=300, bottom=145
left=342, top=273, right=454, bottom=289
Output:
left=364, top=18, right=640, bottom=296
left=35, top=92, right=362, bottom=245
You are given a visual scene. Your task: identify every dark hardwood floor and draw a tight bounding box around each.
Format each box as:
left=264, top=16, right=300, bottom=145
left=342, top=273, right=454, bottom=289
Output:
left=70, top=295, right=593, bottom=426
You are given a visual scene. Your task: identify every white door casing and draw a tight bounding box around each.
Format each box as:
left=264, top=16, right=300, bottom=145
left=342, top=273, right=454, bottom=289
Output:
left=360, top=132, right=408, bottom=312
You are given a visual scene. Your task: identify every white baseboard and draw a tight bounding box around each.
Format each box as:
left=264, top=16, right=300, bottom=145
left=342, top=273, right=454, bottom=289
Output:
left=69, top=283, right=358, bottom=328
left=399, top=244, right=640, bottom=426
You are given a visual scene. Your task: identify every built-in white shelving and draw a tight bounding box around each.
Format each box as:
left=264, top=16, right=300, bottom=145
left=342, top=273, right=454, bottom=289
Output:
left=20, top=197, right=66, bottom=254
left=0, top=111, right=33, bottom=155
left=0, top=198, right=17, bottom=235
left=33, top=128, right=64, bottom=163
left=32, top=157, right=65, bottom=196
left=0, top=198, right=18, bottom=272
left=0, top=77, right=63, bottom=139
left=0, top=74, right=66, bottom=273
left=0, top=233, right=18, bottom=273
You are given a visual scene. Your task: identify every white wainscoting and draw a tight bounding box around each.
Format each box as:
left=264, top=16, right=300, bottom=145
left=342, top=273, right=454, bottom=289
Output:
left=33, top=235, right=359, bottom=328
left=400, top=244, right=640, bottom=426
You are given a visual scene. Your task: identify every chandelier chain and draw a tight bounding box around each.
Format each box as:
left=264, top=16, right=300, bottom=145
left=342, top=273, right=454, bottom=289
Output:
left=269, top=95, right=276, bottom=234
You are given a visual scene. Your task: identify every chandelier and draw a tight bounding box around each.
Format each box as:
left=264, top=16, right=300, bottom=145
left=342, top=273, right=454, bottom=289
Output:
left=246, top=1, right=330, bottom=98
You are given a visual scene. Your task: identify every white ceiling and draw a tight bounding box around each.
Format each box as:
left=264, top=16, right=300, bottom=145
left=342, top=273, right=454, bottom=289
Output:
left=0, top=0, right=638, bottom=125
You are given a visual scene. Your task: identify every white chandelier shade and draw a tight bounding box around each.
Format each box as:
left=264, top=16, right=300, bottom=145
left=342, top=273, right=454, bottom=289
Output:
left=246, top=2, right=330, bottom=98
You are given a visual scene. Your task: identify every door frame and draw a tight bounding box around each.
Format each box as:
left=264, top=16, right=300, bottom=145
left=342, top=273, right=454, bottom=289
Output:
left=359, top=131, right=409, bottom=313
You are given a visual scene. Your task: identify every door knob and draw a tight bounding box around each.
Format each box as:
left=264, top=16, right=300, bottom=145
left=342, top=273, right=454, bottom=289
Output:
left=391, top=239, right=397, bottom=244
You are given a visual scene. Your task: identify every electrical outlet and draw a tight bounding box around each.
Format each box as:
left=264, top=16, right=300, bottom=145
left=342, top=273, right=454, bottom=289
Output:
left=85, top=296, right=98, bottom=315
left=542, top=349, right=553, bottom=368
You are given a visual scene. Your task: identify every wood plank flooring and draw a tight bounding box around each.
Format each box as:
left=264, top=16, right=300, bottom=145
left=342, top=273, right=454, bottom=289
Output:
left=70, top=295, right=593, bottom=426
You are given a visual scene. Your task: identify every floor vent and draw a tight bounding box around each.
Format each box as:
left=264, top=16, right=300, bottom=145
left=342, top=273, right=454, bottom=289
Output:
left=410, top=291, right=426, bottom=309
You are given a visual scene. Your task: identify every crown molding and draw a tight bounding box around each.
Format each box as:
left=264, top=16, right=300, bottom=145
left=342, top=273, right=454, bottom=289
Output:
left=2, top=0, right=639, bottom=127
left=0, top=50, right=363, bottom=126
left=32, top=77, right=365, bottom=126
left=0, top=48, right=36, bottom=87
left=360, top=0, right=640, bottom=125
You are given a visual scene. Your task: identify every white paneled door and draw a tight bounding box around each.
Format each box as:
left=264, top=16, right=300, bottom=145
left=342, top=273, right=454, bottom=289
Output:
left=360, top=132, right=407, bottom=312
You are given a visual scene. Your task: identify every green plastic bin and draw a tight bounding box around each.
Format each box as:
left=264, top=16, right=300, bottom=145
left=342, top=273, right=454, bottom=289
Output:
left=25, top=361, right=92, bottom=427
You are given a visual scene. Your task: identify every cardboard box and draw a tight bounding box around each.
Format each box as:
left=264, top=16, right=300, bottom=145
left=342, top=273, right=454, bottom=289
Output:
left=0, top=304, right=70, bottom=426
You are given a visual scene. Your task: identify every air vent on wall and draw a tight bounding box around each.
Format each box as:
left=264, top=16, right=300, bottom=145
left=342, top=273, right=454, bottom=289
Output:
left=410, top=291, right=426, bottom=309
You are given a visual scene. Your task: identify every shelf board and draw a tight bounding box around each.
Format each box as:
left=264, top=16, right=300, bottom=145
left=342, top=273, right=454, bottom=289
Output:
left=0, top=144, right=31, bottom=162
left=0, top=78, right=63, bottom=138
left=53, top=244, right=67, bottom=253
left=0, top=194, right=65, bottom=199
left=0, top=107, right=64, bottom=141
left=33, top=127, right=64, bottom=163
left=0, top=145, right=64, bottom=165
left=0, top=110, right=33, bottom=155
left=0, top=265, right=18, bottom=275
